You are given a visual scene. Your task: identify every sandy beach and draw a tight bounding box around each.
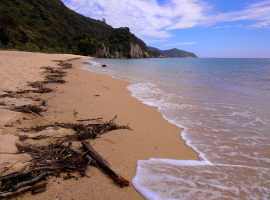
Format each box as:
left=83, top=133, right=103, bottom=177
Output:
left=0, top=51, right=198, bottom=200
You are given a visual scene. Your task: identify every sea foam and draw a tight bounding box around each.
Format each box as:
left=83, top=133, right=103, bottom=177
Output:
left=83, top=58, right=270, bottom=200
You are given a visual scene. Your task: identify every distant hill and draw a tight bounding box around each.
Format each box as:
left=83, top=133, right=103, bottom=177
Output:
left=0, top=0, right=151, bottom=58
left=148, top=46, right=197, bottom=58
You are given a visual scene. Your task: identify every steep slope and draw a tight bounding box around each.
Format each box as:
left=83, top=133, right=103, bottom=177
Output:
left=162, top=48, right=197, bottom=58
left=148, top=46, right=197, bottom=58
left=147, top=46, right=164, bottom=57
left=0, top=0, right=150, bottom=58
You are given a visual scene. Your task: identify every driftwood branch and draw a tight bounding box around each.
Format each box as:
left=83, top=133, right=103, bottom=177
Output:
left=0, top=62, right=131, bottom=198
left=81, top=141, right=129, bottom=187
left=12, top=172, right=47, bottom=191
left=0, top=171, right=22, bottom=181
left=0, top=182, right=47, bottom=198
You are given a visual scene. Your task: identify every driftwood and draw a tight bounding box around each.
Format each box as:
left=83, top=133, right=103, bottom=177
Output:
left=31, top=183, right=46, bottom=194
left=0, top=171, right=22, bottom=181
left=0, top=137, right=129, bottom=198
left=81, top=141, right=129, bottom=187
left=15, top=142, right=89, bottom=176
left=12, top=172, right=47, bottom=191
left=0, top=182, right=47, bottom=198
left=0, top=60, right=131, bottom=198
left=0, top=143, right=88, bottom=198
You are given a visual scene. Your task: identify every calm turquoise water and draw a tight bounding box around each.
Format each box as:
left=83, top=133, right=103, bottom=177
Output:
left=84, top=58, right=270, bottom=200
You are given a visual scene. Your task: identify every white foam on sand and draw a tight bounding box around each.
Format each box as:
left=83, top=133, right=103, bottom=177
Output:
left=127, top=82, right=212, bottom=163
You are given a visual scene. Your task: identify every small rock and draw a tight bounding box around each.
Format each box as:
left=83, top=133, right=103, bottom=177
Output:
left=102, top=64, right=107, bottom=67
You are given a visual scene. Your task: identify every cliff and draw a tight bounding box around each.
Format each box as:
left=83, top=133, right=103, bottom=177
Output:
left=0, top=0, right=150, bottom=58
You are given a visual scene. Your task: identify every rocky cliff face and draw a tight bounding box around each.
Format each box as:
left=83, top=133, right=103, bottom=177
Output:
left=94, top=42, right=150, bottom=58
left=95, top=43, right=110, bottom=58
left=130, top=43, right=144, bottom=58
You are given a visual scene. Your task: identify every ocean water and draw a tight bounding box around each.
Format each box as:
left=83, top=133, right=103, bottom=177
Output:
left=84, top=58, right=270, bottom=200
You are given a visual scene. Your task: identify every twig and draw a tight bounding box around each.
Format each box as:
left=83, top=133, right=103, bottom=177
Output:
left=100, top=138, right=116, bottom=144
left=102, top=86, right=111, bottom=90
left=12, top=172, right=47, bottom=191
left=19, top=107, right=59, bottom=129
left=76, top=118, right=103, bottom=122
left=0, top=182, right=47, bottom=198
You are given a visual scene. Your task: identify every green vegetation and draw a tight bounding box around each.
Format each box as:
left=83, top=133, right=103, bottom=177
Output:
left=0, top=0, right=149, bottom=57
left=162, top=48, right=197, bottom=58
left=77, top=38, right=101, bottom=56
left=106, top=27, right=148, bottom=58
left=147, top=46, right=197, bottom=58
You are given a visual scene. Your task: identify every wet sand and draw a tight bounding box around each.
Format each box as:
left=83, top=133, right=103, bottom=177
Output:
left=0, top=51, right=198, bottom=200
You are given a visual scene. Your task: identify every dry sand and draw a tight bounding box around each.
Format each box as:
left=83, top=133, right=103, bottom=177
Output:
left=0, top=51, right=84, bottom=175
left=0, top=50, right=198, bottom=200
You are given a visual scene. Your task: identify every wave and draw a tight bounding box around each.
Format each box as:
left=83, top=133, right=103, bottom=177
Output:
left=82, top=58, right=270, bottom=200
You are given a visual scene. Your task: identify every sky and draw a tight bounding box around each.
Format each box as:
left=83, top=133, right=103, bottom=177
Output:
left=62, top=0, right=270, bottom=58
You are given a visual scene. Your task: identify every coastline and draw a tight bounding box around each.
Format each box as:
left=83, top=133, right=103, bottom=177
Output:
left=0, top=51, right=198, bottom=200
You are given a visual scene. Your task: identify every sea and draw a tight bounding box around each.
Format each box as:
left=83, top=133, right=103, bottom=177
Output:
left=84, top=58, right=270, bottom=200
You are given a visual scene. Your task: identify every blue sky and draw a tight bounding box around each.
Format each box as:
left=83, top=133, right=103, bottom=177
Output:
left=62, top=0, right=270, bottom=58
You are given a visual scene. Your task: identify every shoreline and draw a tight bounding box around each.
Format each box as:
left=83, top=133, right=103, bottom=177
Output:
left=83, top=58, right=203, bottom=160
left=83, top=58, right=204, bottom=161
left=0, top=51, right=198, bottom=200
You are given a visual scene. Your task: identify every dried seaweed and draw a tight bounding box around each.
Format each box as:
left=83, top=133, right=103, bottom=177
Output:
left=9, top=105, right=45, bottom=115
left=0, top=90, right=31, bottom=98
left=58, top=62, right=73, bottom=69
left=0, top=142, right=89, bottom=198
left=20, top=124, right=57, bottom=133
left=19, top=135, right=50, bottom=141
left=42, top=66, right=67, bottom=84
left=0, top=136, right=129, bottom=198
left=0, top=60, right=130, bottom=199
left=28, top=81, right=44, bottom=89
left=16, top=142, right=90, bottom=176
left=1, top=64, right=69, bottom=100
left=21, top=117, right=130, bottom=141
left=0, top=101, right=6, bottom=106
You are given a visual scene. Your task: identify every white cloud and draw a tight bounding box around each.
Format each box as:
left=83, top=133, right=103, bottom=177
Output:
left=64, top=0, right=209, bottom=39
left=251, top=20, right=270, bottom=28
left=204, top=1, right=270, bottom=27
left=63, top=0, right=270, bottom=41
left=165, top=41, right=198, bottom=46
left=213, top=25, right=244, bottom=29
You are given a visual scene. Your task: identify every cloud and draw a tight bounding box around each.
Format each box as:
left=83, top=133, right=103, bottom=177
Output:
left=213, top=25, right=244, bottom=29
left=63, top=0, right=209, bottom=39
left=165, top=41, right=198, bottom=46
left=62, top=0, right=270, bottom=41
left=251, top=20, right=270, bottom=28
left=204, top=1, right=270, bottom=27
